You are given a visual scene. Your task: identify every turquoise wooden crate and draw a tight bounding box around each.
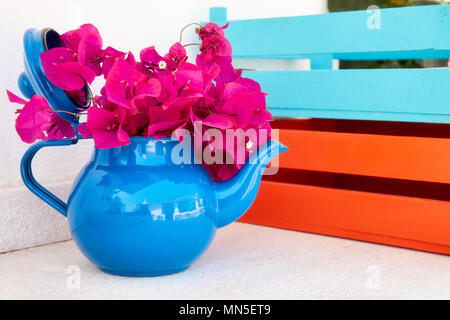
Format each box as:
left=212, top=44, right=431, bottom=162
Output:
left=209, top=5, right=450, bottom=124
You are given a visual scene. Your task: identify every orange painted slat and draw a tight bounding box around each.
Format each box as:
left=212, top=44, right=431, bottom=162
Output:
left=241, top=219, right=450, bottom=255
left=278, top=129, right=450, bottom=184
left=240, top=181, right=450, bottom=252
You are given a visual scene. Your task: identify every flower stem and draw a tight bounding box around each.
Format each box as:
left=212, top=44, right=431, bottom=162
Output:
left=183, top=43, right=201, bottom=48
left=179, top=22, right=202, bottom=43
left=37, top=110, right=87, bottom=117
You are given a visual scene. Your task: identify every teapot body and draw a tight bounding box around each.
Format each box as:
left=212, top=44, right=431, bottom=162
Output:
left=21, top=136, right=286, bottom=277
left=67, top=138, right=218, bottom=276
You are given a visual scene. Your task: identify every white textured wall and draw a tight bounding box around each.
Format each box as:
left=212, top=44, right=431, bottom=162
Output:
left=0, top=0, right=327, bottom=253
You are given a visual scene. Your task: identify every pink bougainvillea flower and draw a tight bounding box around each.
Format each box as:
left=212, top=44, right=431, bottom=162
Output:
left=217, top=56, right=242, bottom=82
left=134, top=61, right=203, bottom=139
left=61, top=24, right=104, bottom=76
left=235, top=77, right=272, bottom=124
left=146, top=106, right=187, bottom=139
left=41, top=47, right=96, bottom=91
left=102, top=46, right=126, bottom=78
left=214, top=78, right=269, bottom=128
left=199, top=63, right=221, bottom=106
left=49, top=112, right=77, bottom=138
left=105, top=59, right=161, bottom=112
left=195, top=23, right=241, bottom=82
left=175, top=61, right=204, bottom=95
left=140, top=46, right=176, bottom=73
left=8, top=92, right=75, bottom=143
left=157, top=61, right=204, bottom=104
left=196, top=52, right=241, bottom=82
left=190, top=74, right=272, bottom=181
left=15, top=96, right=53, bottom=143
left=196, top=23, right=232, bottom=61
left=200, top=34, right=232, bottom=58
left=140, top=43, right=187, bottom=77
left=123, top=94, right=159, bottom=136
left=101, top=47, right=140, bottom=78
left=166, top=42, right=187, bottom=67
left=196, top=22, right=229, bottom=41
left=84, top=105, right=130, bottom=149
left=146, top=96, right=196, bottom=139
left=199, top=120, right=271, bottom=182
left=203, top=63, right=221, bottom=85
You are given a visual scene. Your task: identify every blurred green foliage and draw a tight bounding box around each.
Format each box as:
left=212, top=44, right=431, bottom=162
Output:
left=328, top=0, right=446, bottom=11
left=327, top=0, right=448, bottom=68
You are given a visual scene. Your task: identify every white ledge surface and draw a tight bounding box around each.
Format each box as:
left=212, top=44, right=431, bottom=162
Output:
left=1, top=223, right=449, bottom=300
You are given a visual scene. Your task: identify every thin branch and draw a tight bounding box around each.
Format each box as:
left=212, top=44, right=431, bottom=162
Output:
left=183, top=43, right=201, bottom=48
left=36, top=109, right=87, bottom=117
left=179, top=22, right=202, bottom=43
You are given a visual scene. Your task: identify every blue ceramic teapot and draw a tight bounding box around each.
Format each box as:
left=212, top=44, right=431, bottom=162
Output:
left=18, top=28, right=287, bottom=277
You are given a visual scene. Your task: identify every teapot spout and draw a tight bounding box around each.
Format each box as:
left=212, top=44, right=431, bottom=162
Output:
left=213, top=139, right=288, bottom=228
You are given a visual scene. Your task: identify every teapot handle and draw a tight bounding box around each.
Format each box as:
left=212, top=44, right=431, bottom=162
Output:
left=20, top=138, right=79, bottom=217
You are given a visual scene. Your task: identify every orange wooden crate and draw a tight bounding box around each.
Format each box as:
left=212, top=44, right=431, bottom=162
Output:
left=240, top=119, right=450, bottom=255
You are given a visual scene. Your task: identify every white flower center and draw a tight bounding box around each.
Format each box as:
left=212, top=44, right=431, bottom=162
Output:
left=158, top=60, right=167, bottom=70
left=246, top=140, right=254, bottom=151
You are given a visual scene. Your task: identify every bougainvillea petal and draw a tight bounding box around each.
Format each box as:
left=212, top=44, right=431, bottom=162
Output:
left=168, top=42, right=187, bottom=63
left=200, top=113, right=235, bottom=129
left=197, top=22, right=228, bottom=40
left=203, top=63, right=221, bottom=85
left=15, top=96, right=53, bottom=143
left=105, top=59, right=161, bottom=111
left=51, top=113, right=76, bottom=138
left=58, top=62, right=96, bottom=89
left=145, top=97, right=193, bottom=139
left=140, top=46, right=175, bottom=71
left=41, top=48, right=76, bottom=88
left=147, top=119, right=187, bottom=139
left=62, top=24, right=104, bottom=76
left=140, top=46, right=163, bottom=65
left=76, top=25, right=103, bottom=62
left=85, top=106, right=130, bottom=149
left=7, top=90, right=27, bottom=104
left=14, top=95, right=75, bottom=143
left=102, top=46, right=126, bottom=78
left=141, top=78, right=163, bottom=97
left=76, top=122, right=92, bottom=138
left=41, top=48, right=95, bottom=91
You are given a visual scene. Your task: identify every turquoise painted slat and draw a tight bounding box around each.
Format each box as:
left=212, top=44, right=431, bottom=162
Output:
left=244, top=68, right=450, bottom=123
left=310, top=54, right=333, bottom=70
left=219, top=5, right=450, bottom=60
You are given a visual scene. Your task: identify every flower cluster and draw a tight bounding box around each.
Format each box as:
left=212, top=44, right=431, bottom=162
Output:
left=8, top=23, right=272, bottom=181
